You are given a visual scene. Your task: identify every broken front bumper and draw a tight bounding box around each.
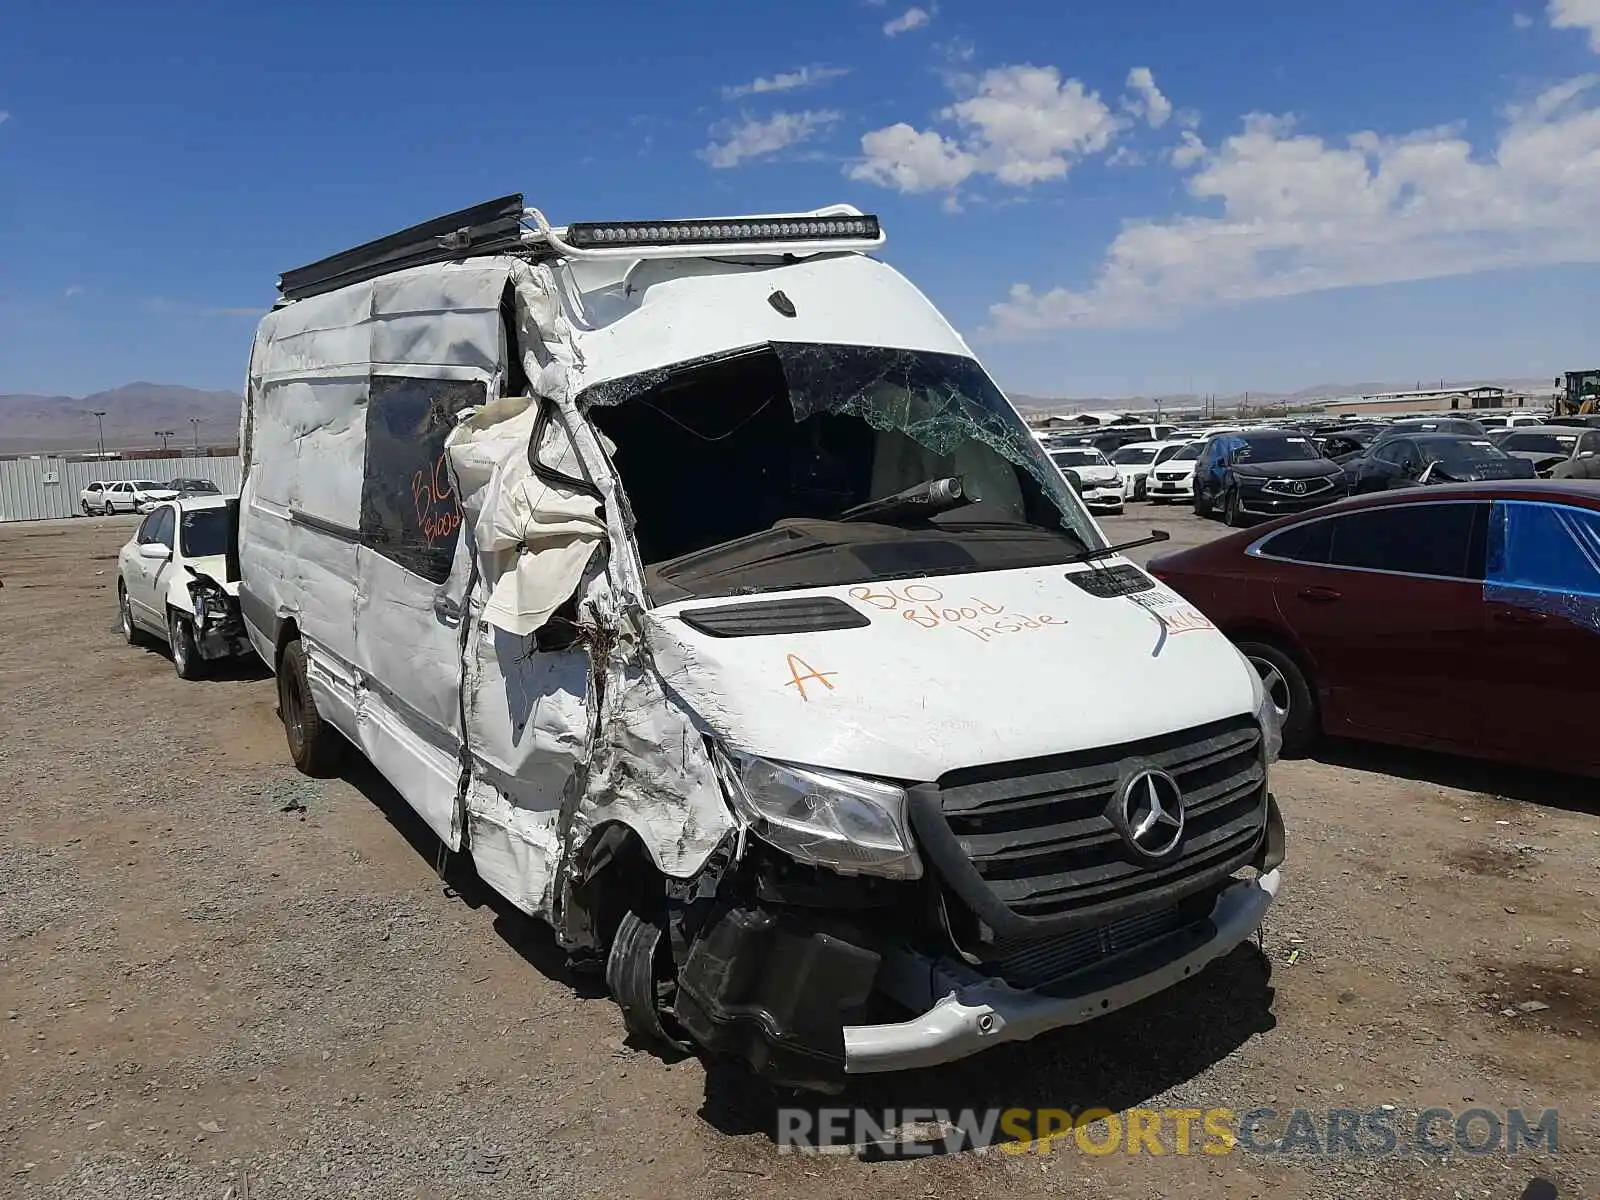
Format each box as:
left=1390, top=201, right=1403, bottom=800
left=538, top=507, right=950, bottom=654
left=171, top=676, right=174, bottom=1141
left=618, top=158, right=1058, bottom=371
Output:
left=841, top=867, right=1280, bottom=1074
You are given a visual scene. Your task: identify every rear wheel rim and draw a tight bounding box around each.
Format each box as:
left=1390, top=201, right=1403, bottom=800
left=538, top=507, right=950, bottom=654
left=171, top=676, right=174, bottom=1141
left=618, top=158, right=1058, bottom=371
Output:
left=1249, top=655, right=1291, bottom=725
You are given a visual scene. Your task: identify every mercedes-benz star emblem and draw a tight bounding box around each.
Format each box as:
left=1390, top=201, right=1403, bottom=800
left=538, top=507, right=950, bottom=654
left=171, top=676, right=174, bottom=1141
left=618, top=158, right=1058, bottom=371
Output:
left=1117, top=770, right=1186, bottom=861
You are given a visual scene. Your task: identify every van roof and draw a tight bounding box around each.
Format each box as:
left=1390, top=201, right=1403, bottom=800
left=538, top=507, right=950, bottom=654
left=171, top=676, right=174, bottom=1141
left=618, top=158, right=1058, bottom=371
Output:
left=277, top=192, right=886, bottom=304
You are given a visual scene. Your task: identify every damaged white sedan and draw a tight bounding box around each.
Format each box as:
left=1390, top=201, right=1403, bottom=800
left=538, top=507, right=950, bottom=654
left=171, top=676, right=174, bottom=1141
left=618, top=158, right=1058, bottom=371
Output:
left=118, top=495, right=252, bottom=678
left=236, top=196, right=1286, bottom=1092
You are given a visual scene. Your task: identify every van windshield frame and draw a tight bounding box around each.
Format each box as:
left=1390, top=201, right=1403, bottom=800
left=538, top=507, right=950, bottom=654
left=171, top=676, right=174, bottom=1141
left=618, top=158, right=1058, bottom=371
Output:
left=580, top=342, right=1108, bottom=601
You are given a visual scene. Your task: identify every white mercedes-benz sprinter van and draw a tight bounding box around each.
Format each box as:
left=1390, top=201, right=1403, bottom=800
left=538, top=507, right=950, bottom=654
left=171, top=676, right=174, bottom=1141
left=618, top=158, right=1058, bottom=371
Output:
left=238, top=195, right=1285, bottom=1091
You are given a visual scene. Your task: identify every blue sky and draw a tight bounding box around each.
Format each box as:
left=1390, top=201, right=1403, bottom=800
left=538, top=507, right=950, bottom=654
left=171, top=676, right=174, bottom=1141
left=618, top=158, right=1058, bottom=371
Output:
left=3, top=0, right=1599, bottom=399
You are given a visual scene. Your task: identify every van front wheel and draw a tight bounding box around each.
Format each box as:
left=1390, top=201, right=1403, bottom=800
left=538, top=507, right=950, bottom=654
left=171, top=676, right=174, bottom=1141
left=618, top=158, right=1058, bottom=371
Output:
left=606, top=910, right=690, bottom=1053
left=278, top=639, right=343, bottom=777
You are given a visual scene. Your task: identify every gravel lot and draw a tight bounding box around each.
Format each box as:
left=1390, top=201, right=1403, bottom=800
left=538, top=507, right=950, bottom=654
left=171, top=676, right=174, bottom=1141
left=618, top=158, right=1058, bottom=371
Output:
left=2, top=509, right=1597, bottom=1199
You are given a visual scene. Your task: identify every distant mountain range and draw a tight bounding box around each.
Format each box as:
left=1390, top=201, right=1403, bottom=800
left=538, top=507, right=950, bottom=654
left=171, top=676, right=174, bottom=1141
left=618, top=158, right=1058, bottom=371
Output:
left=0, top=384, right=243, bottom=453
left=0, top=374, right=1563, bottom=454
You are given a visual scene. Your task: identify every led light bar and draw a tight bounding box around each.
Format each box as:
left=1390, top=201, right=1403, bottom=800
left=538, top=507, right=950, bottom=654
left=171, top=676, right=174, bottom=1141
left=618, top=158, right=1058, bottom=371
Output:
left=562, top=214, right=881, bottom=250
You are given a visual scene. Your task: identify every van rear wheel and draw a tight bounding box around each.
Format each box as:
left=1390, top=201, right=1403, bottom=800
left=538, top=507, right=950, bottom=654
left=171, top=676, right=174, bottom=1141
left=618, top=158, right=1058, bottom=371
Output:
left=278, top=639, right=343, bottom=777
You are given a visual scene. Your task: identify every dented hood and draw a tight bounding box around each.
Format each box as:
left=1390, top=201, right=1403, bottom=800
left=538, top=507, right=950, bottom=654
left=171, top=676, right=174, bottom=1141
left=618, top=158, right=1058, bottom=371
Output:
left=644, top=562, right=1258, bottom=782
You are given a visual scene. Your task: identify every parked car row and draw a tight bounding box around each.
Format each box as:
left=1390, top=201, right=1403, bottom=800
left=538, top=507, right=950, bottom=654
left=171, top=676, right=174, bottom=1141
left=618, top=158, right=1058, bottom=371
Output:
left=81, top=476, right=222, bottom=515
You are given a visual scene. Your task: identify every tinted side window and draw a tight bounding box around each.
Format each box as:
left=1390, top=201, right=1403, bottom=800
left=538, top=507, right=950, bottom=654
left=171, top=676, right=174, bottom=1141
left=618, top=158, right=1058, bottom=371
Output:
left=1488, top=501, right=1600, bottom=596
left=358, top=375, right=484, bottom=584
left=1325, top=502, right=1485, bottom=579
left=1258, top=519, right=1332, bottom=564
left=136, top=512, right=159, bottom=543
left=148, top=507, right=175, bottom=549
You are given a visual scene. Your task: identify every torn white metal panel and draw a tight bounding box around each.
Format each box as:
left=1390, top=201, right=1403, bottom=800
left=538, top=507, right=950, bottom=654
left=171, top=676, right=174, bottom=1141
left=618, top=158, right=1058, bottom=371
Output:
left=444, top=392, right=606, bottom=637
left=461, top=629, right=591, bottom=916
left=644, top=571, right=1259, bottom=782
left=565, top=577, right=735, bottom=887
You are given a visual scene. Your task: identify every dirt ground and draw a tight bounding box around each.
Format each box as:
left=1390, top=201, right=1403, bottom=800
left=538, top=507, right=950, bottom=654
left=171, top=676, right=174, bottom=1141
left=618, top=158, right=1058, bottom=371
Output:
left=1, top=511, right=1596, bottom=1200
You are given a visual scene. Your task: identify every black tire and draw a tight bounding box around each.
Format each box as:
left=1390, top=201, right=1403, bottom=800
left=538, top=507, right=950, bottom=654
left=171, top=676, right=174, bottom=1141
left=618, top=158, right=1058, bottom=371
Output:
left=605, top=910, right=690, bottom=1052
left=168, top=609, right=204, bottom=681
left=1193, top=485, right=1212, bottom=518
left=118, top=582, right=150, bottom=646
left=1237, top=640, right=1316, bottom=758
left=1134, top=476, right=1147, bottom=501
left=80, top=500, right=90, bottom=516
left=278, top=639, right=343, bottom=776
left=1223, top=488, right=1245, bottom=527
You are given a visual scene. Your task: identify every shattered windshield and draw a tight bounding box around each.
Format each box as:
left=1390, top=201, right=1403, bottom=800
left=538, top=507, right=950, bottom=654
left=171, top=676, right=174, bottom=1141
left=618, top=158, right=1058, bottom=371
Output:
left=1236, top=435, right=1320, bottom=463
left=584, top=343, right=1105, bottom=601
left=179, top=509, right=230, bottom=558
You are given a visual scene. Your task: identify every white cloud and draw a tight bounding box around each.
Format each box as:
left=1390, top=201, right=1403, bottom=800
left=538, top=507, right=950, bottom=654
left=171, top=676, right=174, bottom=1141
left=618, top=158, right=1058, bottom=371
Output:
left=1123, top=67, right=1173, bottom=129
left=63, top=285, right=83, bottom=298
left=985, top=77, right=1600, bottom=335
left=1513, top=11, right=1536, bottom=28
left=884, top=7, right=931, bottom=36
left=722, top=65, right=850, bottom=100
left=1169, top=129, right=1207, bottom=168
left=1550, top=0, right=1600, bottom=50
left=1106, top=145, right=1145, bottom=168
left=850, top=64, right=1122, bottom=191
left=699, top=110, right=841, bottom=168
left=852, top=124, right=976, bottom=191
left=0, top=111, right=9, bottom=125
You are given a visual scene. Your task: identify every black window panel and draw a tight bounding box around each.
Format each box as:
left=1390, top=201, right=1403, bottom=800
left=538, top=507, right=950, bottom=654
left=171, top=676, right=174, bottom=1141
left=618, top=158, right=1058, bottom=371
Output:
left=1325, top=502, right=1485, bottom=579
left=1259, top=519, right=1332, bottom=564
left=148, top=506, right=175, bottom=549
left=358, top=375, right=483, bottom=584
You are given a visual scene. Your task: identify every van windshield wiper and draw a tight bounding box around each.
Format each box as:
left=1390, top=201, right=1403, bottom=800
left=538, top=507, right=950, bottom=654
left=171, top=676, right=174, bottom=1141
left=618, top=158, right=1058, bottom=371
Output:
left=838, top=476, right=968, bottom=525
left=1066, top=529, right=1171, bottom=563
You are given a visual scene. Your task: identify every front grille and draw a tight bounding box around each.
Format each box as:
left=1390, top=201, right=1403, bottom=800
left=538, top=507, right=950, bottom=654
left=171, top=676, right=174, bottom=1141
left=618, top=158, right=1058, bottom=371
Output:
left=986, top=903, right=1190, bottom=988
left=909, top=716, right=1265, bottom=935
left=1261, top=476, right=1335, bottom=496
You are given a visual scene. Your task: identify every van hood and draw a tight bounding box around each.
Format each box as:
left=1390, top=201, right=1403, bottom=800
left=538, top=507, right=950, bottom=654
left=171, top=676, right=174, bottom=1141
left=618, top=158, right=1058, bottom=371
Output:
left=644, top=563, right=1259, bottom=781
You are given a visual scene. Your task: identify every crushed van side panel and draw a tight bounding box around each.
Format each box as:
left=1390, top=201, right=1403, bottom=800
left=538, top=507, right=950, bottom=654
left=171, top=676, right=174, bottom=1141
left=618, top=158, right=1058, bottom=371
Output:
left=435, top=265, right=735, bottom=937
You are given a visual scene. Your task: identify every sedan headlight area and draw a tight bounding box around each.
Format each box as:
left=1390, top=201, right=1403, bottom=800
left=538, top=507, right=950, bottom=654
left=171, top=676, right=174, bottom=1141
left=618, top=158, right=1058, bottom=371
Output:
left=714, top=750, right=922, bottom=879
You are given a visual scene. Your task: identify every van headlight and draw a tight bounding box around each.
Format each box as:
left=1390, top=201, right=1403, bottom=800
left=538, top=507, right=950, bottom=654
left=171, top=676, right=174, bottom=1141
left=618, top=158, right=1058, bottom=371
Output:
left=1245, top=654, right=1283, bottom=764
left=713, top=750, right=922, bottom=880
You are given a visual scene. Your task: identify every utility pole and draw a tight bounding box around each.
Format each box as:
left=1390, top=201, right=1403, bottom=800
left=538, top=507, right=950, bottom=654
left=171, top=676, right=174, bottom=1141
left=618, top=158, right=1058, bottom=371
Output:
left=189, top=417, right=202, bottom=454
left=91, top=410, right=107, bottom=459
left=155, top=429, right=175, bottom=452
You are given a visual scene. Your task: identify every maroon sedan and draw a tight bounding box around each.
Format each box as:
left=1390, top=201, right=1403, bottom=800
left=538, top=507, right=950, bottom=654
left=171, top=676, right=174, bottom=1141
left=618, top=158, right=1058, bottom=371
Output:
left=1147, top=481, right=1600, bottom=774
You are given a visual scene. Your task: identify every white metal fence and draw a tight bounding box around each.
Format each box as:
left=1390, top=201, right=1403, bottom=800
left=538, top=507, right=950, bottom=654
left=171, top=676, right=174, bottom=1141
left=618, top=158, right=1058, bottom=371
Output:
left=0, top=457, right=244, bottom=522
